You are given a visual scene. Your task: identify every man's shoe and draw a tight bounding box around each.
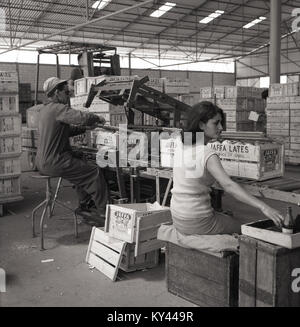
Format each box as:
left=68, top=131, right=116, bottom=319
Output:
left=75, top=207, right=106, bottom=227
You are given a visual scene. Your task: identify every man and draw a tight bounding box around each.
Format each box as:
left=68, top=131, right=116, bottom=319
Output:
left=36, top=77, right=109, bottom=224
left=70, top=53, right=84, bottom=82
left=68, top=53, right=84, bottom=97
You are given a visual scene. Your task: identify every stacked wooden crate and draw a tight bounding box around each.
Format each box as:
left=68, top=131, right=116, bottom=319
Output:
left=18, top=83, right=32, bottom=123
left=199, top=86, right=265, bottom=132
left=267, top=82, right=300, bottom=165
left=0, top=71, right=23, bottom=209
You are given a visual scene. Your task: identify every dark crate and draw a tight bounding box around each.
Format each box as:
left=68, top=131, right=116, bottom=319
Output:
left=239, top=235, right=300, bottom=307
left=166, top=243, right=239, bottom=307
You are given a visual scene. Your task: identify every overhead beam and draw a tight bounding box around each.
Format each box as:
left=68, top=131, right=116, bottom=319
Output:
left=0, top=0, right=154, bottom=56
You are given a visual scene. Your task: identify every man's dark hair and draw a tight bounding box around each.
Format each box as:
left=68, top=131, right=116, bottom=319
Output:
left=77, top=53, right=83, bottom=62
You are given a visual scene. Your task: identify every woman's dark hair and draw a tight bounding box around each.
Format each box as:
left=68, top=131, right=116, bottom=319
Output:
left=184, top=101, right=225, bottom=143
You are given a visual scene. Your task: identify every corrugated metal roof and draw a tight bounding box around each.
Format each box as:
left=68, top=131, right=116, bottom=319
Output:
left=0, top=0, right=299, bottom=62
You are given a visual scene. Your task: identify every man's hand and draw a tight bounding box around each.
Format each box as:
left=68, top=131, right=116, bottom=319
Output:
left=96, top=115, right=106, bottom=125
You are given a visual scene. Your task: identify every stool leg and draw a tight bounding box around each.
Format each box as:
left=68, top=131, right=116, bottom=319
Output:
left=31, top=200, right=47, bottom=237
left=74, top=212, right=78, bottom=238
left=47, top=179, right=53, bottom=218
left=50, top=177, right=62, bottom=216
left=39, top=203, right=49, bottom=250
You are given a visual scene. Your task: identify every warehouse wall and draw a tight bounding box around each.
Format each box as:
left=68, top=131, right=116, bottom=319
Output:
left=0, top=62, right=235, bottom=103
left=236, top=33, right=300, bottom=79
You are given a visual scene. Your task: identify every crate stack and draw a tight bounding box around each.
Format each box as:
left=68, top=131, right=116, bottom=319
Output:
left=18, top=83, right=32, bottom=123
left=199, top=86, right=265, bottom=132
left=85, top=203, right=172, bottom=281
left=267, top=82, right=300, bottom=165
left=0, top=71, right=23, bottom=207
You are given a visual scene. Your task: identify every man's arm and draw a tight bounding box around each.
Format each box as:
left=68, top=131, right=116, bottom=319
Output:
left=69, top=125, right=86, bottom=137
left=56, top=104, right=103, bottom=127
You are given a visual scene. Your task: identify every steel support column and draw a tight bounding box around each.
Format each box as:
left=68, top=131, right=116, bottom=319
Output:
left=269, top=0, right=281, bottom=84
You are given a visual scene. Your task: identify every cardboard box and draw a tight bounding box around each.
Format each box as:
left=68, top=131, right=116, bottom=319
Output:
left=208, top=140, right=284, bottom=181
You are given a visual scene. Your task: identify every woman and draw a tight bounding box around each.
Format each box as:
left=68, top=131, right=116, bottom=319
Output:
left=170, top=101, right=283, bottom=235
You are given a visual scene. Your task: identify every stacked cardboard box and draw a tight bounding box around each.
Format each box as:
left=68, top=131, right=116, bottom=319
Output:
left=0, top=72, right=22, bottom=203
left=199, top=86, right=265, bottom=132
left=267, top=82, right=300, bottom=164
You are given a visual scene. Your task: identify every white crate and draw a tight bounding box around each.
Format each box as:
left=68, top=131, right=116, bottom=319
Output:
left=0, top=95, right=19, bottom=114
left=0, top=71, right=19, bottom=93
left=225, top=86, right=248, bottom=99
left=208, top=140, right=284, bottom=181
left=104, top=202, right=172, bottom=245
left=214, top=86, right=225, bottom=99
left=0, top=114, right=21, bottom=136
left=74, top=78, right=87, bottom=96
left=0, top=157, right=21, bottom=177
left=0, top=136, right=22, bottom=157
left=200, top=87, right=213, bottom=99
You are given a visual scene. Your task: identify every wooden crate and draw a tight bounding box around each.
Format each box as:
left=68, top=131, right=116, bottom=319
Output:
left=0, top=114, right=21, bottom=136
left=0, top=157, right=21, bottom=177
left=0, top=136, right=21, bottom=157
left=21, top=127, right=38, bottom=148
left=239, top=235, right=300, bottom=307
left=26, top=104, right=43, bottom=128
left=105, top=203, right=172, bottom=256
left=0, top=95, right=19, bottom=114
left=120, top=243, right=159, bottom=272
left=0, top=175, right=21, bottom=198
left=0, top=71, right=19, bottom=93
left=207, top=139, right=284, bottom=181
left=166, top=243, right=239, bottom=307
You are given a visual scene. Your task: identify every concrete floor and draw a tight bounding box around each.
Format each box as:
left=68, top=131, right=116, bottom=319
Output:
left=0, top=152, right=299, bottom=307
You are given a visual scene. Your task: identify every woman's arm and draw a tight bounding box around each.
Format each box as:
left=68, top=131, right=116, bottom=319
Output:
left=206, top=154, right=284, bottom=226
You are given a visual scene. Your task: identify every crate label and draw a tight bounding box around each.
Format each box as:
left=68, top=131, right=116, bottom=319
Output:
left=262, top=148, right=279, bottom=172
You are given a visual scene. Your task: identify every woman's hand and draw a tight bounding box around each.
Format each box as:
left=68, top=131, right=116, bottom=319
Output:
left=260, top=205, right=284, bottom=227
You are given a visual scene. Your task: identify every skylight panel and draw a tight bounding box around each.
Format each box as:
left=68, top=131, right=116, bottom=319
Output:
left=199, top=10, right=224, bottom=24
left=150, top=2, right=176, bottom=18
left=92, top=0, right=112, bottom=11
left=243, top=16, right=266, bottom=29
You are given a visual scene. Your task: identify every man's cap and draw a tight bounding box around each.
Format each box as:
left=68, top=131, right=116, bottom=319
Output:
left=43, top=77, right=68, bottom=96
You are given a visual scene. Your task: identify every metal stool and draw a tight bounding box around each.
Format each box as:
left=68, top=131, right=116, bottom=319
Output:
left=31, top=175, right=78, bottom=250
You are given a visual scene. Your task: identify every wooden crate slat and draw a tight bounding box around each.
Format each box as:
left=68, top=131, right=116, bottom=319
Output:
left=90, top=241, right=121, bottom=266
left=87, top=252, right=117, bottom=281
left=93, top=225, right=126, bottom=253
left=86, top=227, right=126, bottom=282
left=135, top=239, right=165, bottom=257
